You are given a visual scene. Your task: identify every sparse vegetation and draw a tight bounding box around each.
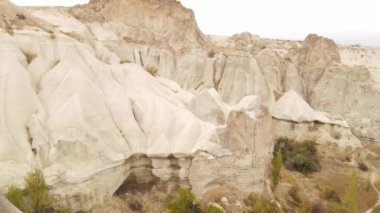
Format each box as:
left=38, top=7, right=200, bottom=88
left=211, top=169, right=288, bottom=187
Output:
left=288, top=186, right=301, bottom=207
left=321, top=172, right=358, bottom=213
left=326, top=202, right=345, bottom=213
left=24, top=169, right=51, bottom=213
left=324, top=189, right=341, bottom=203
left=5, top=185, right=25, bottom=212
left=275, top=138, right=321, bottom=174
left=5, top=169, right=70, bottom=213
left=243, top=193, right=280, bottom=213
left=206, top=204, right=223, bottom=213
left=272, top=146, right=282, bottom=189
left=165, top=188, right=201, bottom=213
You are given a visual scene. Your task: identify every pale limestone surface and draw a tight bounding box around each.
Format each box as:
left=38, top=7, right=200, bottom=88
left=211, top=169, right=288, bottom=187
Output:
left=272, top=90, right=330, bottom=123
left=0, top=26, right=271, bottom=211
left=0, top=0, right=380, bottom=211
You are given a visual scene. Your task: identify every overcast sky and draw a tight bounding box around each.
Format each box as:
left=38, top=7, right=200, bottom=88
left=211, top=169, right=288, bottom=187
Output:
left=10, top=0, right=380, bottom=46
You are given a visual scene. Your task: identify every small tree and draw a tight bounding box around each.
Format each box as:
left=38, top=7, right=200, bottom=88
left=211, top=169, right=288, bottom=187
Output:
left=344, top=171, right=357, bottom=213
left=25, top=169, right=51, bottom=213
left=272, top=147, right=282, bottom=189
left=5, top=185, right=25, bottom=212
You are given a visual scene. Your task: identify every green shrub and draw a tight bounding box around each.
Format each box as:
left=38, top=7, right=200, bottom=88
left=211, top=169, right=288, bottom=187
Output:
left=275, top=138, right=321, bottom=174
left=243, top=193, right=280, bottom=213
left=25, top=169, right=51, bottom=213
left=165, top=188, right=200, bottom=213
left=206, top=204, right=223, bottom=213
left=5, top=185, right=25, bottom=211
left=272, top=147, right=282, bottom=189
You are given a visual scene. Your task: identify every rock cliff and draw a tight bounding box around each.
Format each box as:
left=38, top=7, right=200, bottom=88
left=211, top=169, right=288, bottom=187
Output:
left=0, top=0, right=379, bottom=211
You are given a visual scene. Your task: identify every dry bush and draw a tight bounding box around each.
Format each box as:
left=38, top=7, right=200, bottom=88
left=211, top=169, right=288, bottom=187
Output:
left=288, top=186, right=301, bottom=207
left=323, top=188, right=341, bottom=203
left=244, top=193, right=280, bottom=213
left=16, top=13, right=26, bottom=20
left=358, top=162, right=369, bottom=171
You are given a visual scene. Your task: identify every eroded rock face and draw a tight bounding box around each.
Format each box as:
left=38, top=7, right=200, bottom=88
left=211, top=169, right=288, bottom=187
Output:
left=114, top=154, right=192, bottom=195
left=189, top=96, right=274, bottom=198
left=298, top=34, right=341, bottom=99
left=14, top=0, right=379, bottom=144
left=219, top=96, right=273, bottom=156
left=83, top=0, right=206, bottom=50
left=273, top=119, right=361, bottom=148
left=310, top=64, right=380, bottom=141
left=272, top=90, right=329, bottom=123
left=189, top=154, right=269, bottom=198
left=1, top=0, right=380, bottom=211
left=0, top=16, right=273, bottom=211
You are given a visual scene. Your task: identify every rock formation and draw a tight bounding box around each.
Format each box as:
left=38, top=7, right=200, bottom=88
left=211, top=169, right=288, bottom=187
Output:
left=0, top=0, right=379, bottom=211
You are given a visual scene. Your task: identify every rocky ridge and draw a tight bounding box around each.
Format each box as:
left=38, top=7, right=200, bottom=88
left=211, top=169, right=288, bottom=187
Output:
left=0, top=0, right=379, bottom=211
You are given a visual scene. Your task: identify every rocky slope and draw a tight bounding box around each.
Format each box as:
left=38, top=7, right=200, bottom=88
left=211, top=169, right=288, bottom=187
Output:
left=0, top=0, right=379, bottom=212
